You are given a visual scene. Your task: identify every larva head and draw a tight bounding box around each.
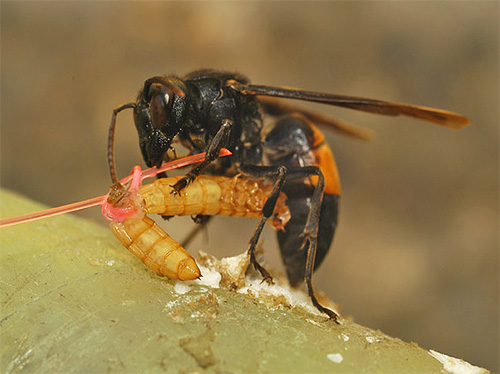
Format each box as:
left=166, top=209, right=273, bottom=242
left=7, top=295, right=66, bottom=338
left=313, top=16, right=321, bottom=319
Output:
left=102, top=166, right=145, bottom=222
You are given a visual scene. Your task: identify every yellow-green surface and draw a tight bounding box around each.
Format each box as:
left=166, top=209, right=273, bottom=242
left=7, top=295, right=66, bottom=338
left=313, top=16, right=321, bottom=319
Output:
left=0, top=189, right=462, bottom=373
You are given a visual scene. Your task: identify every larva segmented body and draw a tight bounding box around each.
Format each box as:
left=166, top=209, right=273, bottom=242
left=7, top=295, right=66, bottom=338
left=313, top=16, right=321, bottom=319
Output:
left=110, top=216, right=201, bottom=280
left=140, top=175, right=290, bottom=228
left=107, top=174, right=290, bottom=280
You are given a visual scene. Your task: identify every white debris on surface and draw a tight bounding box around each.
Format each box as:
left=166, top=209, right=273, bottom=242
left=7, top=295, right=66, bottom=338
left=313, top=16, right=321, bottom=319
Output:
left=168, top=251, right=337, bottom=318
left=237, top=277, right=327, bottom=316
left=163, top=299, right=181, bottom=310
left=120, top=299, right=136, bottom=306
left=194, top=265, right=221, bottom=288
left=365, top=336, right=380, bottom=344
left=173, top=282, right=191, bottom=295
left=339, top=333, right=350, bottom=342
left=172, top=264, right=221, bottom=295
left=219, top=252, right=248, bottom=279
left=429, top=350, right=489, bottom=374
left=306, top=318, right=322, bottom=327
left=327, top=353, right=343, bottom=364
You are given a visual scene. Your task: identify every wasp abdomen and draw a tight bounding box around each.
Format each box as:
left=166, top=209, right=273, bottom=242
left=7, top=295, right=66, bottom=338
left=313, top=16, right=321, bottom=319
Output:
left=110, top=216, right=201, bottom=281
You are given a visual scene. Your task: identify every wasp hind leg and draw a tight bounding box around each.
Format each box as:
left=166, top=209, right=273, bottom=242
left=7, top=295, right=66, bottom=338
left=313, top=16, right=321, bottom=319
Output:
left=303, top=235, right=340, bottom=323
left=299, top=167, right=340, bottom=322
left=241, top=164, right=339, bottom=321
left=240, top=165, right=288, bottom=283
left=247, top=220, right=273, bottom=283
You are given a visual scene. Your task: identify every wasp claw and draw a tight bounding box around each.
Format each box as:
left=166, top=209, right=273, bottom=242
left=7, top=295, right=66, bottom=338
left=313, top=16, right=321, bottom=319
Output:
left=170, top=176, right=194, bottom=195
left=259, top=275, right=274, bottom=285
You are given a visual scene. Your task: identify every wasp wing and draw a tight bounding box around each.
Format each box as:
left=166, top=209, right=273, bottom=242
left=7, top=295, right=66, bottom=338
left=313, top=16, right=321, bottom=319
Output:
left=258, top=97, right=374, bottom=141
left=232, top=83, right=470, bottom=129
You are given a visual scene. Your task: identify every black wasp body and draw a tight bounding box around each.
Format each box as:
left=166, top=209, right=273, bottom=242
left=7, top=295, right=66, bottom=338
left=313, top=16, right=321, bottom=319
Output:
left=108, top=69, right=469, bottom=321
left=264, top=115, right=341, bottom=287
left=133, top=70, right=263, bottom=174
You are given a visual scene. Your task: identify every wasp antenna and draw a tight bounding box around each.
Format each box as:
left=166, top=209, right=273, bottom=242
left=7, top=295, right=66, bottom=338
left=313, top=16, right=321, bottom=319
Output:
left=165, top=80, right=186, bottom=98
left=0, top=151, right=232, bottom=228
left=108, top=102, right=136, bottom=183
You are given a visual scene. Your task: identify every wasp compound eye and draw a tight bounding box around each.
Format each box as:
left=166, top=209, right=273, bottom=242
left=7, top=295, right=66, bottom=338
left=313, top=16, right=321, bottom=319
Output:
left=149, top=84, right=174, bottom=129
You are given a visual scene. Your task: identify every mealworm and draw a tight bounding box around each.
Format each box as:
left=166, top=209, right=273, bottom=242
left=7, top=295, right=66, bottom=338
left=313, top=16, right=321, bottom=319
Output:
left=110, top=215, right=201, bottom=280
left=106, top=173, right=290, bottom=280
left=140, top=175, right=290, bottom=229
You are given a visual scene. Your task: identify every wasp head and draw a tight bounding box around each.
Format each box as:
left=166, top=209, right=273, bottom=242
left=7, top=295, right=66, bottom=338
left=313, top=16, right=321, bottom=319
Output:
left=134, top=76, right=188, bottom=168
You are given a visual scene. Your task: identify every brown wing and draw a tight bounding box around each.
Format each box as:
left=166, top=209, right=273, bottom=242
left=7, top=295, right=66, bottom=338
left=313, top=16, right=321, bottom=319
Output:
left=228, top=81, right=470, bottom=129
left=258, top=96, right=374, bottom=141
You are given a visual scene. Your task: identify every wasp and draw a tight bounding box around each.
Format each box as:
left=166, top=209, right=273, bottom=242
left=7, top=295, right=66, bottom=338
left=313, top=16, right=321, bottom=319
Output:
left=107, top=69, right=470, bottom=321
left=105, top=167, right=290, bottom=282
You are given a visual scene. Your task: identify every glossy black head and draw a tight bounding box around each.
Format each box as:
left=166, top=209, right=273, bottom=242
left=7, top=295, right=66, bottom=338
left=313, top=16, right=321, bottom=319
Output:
left=134, top=76, right=188, bottom=167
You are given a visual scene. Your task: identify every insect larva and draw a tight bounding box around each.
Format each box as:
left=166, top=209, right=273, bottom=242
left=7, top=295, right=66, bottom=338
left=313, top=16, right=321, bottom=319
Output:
left=110, top=216, right=201, bottom=280
left=105, top=172, right=290, bottom=281
left=139, top=175, right=290, bottom=229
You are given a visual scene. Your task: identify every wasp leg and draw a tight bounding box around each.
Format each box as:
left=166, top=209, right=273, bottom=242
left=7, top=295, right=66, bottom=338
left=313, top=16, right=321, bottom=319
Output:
left=171, top=119, right=233, bottom=194
left=240, top=165, right=315, bottom=282
left=288, top=166, right=339, bottom=321
left=181, top=215, right=213, bottom=247
left=299, top=168, right=340, bottom=323
left=241, top=165, right=287, bottom=283
left=304, top=234, right=339, bottom=323
left=242, top=164, right=339, bottom=320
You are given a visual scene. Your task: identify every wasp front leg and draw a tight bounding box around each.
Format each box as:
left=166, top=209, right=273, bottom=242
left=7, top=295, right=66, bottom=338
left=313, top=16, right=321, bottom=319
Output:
left=171, top=119, right=233, bottom=194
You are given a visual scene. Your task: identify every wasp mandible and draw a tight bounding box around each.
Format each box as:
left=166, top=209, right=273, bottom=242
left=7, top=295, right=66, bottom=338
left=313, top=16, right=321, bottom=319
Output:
left=107, top=69, right=470, bottom=320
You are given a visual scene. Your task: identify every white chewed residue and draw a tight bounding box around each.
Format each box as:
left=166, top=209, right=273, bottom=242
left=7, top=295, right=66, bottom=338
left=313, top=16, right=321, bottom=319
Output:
left=174, top=282, right=191, bottom=295
left=327, top=353, right=343, bottom=364
left=170, top=251, right=338, bottom=319
left=339, top=333, right=350, bottom=342
left=220, top=252, right=248, bottom=277
left=194, top=265, right=221, bottom=288
left=163, top=299, right=181, bottom=311
left=238, top=277, right=329, bottom=316
left=306, top=318, right=322, bottom=327
left=428, top=350, right=489, bottom=374
left=171, top=264, right=221, bottom=295
left=365, top=336, right=379, bottom=344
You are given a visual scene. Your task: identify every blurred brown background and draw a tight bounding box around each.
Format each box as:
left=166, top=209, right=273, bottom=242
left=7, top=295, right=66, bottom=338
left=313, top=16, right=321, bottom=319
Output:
left=1, top=1, right=498, bottom=371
